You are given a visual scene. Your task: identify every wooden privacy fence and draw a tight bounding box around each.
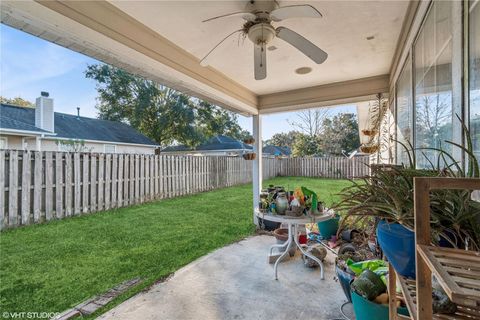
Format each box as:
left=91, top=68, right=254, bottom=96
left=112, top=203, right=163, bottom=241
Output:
left=0, top=150, right=369, bottom=230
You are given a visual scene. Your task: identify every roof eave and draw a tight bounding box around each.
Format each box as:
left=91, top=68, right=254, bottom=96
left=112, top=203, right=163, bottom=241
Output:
left=0, top=128, right=56, bottom=136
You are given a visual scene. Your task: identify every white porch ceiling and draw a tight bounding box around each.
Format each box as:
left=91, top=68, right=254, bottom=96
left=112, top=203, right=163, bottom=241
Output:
left=111, top=0, right=408, bottom=95
left=1, top=1, right=410, bottom=115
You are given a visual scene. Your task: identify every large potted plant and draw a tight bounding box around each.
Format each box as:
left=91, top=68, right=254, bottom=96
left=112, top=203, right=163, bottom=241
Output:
left=336, top=133, right=480, bottom=278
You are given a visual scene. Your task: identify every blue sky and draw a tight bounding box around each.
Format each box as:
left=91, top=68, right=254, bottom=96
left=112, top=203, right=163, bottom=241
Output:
left=1, top=24, right=356, bottom=139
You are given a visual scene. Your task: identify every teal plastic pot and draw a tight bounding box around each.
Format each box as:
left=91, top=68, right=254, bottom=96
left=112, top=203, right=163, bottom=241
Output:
left=351, top=291, right=409, bottom=320
left=317, top=215, right=340, bottom=240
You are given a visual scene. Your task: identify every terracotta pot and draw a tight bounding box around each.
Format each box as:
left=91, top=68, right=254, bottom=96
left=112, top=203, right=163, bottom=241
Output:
left=273, top=228, right=296, bottom=256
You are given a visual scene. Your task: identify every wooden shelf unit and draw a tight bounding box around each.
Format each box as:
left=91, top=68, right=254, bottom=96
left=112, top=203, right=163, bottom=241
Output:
left=389, top=264, right=480, bottom=320
left=388, top=177, right=480, bottom=320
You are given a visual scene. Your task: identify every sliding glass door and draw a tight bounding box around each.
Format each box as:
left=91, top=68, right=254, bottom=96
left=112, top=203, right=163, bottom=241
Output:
left=396, top=56, right=413, bottom=165
left=469, top=0, right=480, bottom=165
left=414, top=0, right=453, bottom=168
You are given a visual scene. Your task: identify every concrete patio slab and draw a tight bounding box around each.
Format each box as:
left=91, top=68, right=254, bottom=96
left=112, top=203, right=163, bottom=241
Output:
left=98, top=235, right=352, bottom=320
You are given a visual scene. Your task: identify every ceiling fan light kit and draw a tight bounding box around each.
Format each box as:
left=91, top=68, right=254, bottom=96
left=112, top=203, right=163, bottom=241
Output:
left=201, top=1, right=328, bottom=80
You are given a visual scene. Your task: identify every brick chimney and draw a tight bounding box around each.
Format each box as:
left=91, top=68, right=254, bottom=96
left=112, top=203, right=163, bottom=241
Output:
left=35, top=91, right=54, bottom=132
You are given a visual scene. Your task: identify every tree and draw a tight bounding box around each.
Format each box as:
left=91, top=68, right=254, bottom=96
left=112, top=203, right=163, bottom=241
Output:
left=0, top=96, right=34, bottom=107
left=265, top=131, right=300, bottom=149
left=194, top=100, right=251, bottom=141
left=85, top=64, right=250, bottom=148
left=292, top=133, right=322, bottom=157
left=319, top=113, right=360, bottom=156
left=288, top=109, right=329, bottom=138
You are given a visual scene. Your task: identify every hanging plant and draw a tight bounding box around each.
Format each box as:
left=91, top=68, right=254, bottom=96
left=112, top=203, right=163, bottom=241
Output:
left=360, top=144, right=379, bottom=154
left=243, top=137, right=255, bottom=145
left=361, top=129, right=379, bottom=137
left=243, top=152, right=256, bottom=160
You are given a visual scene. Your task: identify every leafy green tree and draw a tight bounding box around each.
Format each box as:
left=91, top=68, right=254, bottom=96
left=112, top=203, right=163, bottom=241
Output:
left=319, top=113, right=360, bottom=155
left=0, top=96, right=34, bottom=107
left=85, top=64, right=250, bottom=148
left=292, top=133, right=322, bottom=157
left=265, top=131, right=300, bottom=149
left=194, top=100, right=251, bottom=141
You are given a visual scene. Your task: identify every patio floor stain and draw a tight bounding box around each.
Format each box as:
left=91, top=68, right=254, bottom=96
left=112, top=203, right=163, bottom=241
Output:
left=98, top=235, right=352, bottom=320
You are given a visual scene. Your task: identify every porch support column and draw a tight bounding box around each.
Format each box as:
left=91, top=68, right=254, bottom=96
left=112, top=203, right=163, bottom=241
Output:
left=252, top=114, right=262, bottom=226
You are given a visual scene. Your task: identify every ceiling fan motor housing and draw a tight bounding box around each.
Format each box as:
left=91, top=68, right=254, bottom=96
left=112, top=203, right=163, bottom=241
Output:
left=248, top=23, right=276, bottom=45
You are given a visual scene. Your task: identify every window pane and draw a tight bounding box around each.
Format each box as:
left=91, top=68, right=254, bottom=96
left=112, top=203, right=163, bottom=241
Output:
left=104, top=144, right=116, bottom=153
left=396, top=56, right=413, bottom=165
left=470, top=0, right=480, bottom=165
left=414, top=1, right=453, bottom=168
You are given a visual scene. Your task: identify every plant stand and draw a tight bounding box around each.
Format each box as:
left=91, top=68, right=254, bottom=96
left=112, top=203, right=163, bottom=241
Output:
left=388, top=177, right=480, bottom=320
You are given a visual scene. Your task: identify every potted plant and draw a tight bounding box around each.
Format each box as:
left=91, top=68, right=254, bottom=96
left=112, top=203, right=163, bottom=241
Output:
left=335, top=131, right=480, bottom=278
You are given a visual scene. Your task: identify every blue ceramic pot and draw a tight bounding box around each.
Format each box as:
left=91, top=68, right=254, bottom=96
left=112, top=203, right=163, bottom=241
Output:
left=376, top=220, right=416, bottom=278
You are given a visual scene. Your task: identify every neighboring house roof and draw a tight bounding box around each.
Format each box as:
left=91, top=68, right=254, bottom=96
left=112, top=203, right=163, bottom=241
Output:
left=162, top=135, right=252, bottom=153
left=263, top=145, right=291, bottom=156
left=0, top=104, right=158, bottom=146
left=196, top=135, right=252, bottom=151
left=0, top=113, right=50, bottom=134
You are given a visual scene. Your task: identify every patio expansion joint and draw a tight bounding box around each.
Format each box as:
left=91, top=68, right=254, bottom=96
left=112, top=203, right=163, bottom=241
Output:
left=53, top=278, right=142, bottom=320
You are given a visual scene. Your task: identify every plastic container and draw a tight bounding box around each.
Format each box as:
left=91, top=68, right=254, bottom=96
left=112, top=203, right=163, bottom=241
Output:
left=351, top=291, right=409, bottom=320
left=317, top=215, right=340, bottom=240
left=335, top=264, right=355, bottom=302
left=376, top=220, right=415, bottom=278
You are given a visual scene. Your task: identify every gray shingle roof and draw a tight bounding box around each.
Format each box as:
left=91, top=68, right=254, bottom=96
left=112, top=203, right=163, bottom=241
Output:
left=1, top=104, right=158, bottom=146
left=162, top=135, right=252, bottom=152
left=263, top=145, right=292, bottom=156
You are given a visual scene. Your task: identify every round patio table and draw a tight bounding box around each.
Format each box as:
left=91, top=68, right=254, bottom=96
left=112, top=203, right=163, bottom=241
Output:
left=255, top=209, right=335, bottom=280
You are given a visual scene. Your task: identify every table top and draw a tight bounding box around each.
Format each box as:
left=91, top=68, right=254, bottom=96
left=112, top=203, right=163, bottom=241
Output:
left=254, top=208, right=335, bottom=224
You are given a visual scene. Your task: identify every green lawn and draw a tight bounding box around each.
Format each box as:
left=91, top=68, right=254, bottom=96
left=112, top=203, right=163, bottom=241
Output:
left=0, top=177, right=351, bottom=318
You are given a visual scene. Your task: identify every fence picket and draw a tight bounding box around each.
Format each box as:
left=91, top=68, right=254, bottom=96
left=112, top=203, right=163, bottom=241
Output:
left=98, top=154, right=104, bottom=211
left=65, top=153, right=72, bottom=217
left=105, top=154, right=111, bottom=209
left=33, top=151, right=42, bottom=222
left=45, top=152, right=54, bottom=220
left=82, top=153, right=89, bottom=213
left=0, top=151, right=5, bottom=229
left=111, top=154, right=118, bottom=208
left=117, top=155, right=123, bottom=208
left=9, top=150, right=19, bottom=226
left=90, top=154, right=97, bottom=212
left=73, top=153, right=81, bottom=215
left=56, top=153, right=63, bottom=219
left=21, top=151, right=31, bottom=225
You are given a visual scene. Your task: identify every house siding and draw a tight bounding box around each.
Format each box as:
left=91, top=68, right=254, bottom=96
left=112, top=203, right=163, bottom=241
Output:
left=0, top=134, right=155, bottom=154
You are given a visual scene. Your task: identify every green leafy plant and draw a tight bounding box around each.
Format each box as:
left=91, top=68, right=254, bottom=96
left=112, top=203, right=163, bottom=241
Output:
left=335, top=126, right=480, bottom=250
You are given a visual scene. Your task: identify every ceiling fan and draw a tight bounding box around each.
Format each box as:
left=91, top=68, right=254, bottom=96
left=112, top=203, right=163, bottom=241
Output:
left=200, top=0, right=328, bottom=80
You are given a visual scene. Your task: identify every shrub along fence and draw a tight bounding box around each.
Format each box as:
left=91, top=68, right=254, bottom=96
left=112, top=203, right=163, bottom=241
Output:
left=0, top=150, right=369, bottom=229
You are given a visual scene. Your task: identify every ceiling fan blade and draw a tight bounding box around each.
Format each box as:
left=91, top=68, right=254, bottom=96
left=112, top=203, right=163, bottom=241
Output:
left=254, top=43, right=266, bottom=80
left=270, top=5, right=322, bottom=22
left=200, top=29, right=243, bottom=67
left=202, top=11, right=256, bottom=23
left=276, top=27, right=328, bottom=64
